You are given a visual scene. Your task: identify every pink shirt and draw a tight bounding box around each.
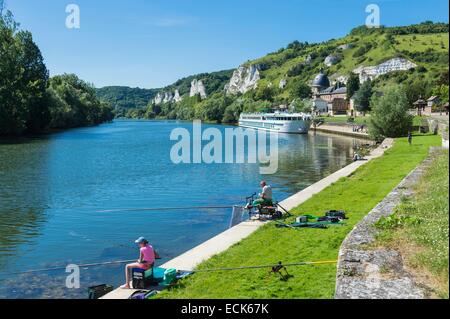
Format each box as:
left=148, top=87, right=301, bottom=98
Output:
left=140, top=245, right=155, bottom=265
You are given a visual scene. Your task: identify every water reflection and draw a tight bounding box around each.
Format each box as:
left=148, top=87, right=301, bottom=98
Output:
left=0, top=121, right=370, bottom=298
left=0, top=137, right=50, bottom=270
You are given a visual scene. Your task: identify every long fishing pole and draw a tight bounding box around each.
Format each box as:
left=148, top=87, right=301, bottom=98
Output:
left=2, top=259, right=137, bottom=276
left=1, top=259, right=338, bottom=277
left=190, top=260, right=338, bottom=273
left=97, top=205, right=236, bottom=213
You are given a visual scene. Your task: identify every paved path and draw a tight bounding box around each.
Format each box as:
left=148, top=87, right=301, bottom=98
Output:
left=313, top=124, right=370, bottom=139
left=102, top=139, right=393, bottom=299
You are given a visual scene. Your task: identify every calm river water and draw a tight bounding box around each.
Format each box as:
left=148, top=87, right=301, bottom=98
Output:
left=0, top=120, right=367, bottom=298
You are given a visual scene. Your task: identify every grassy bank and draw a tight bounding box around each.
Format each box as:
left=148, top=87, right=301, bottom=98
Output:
left=318, top=116, right=370, bottom=125
left=319, top=115, right=425, bottom=127
left=158, top=135, right=441, bottom=299
left=375, top=149, right=449, bottom=298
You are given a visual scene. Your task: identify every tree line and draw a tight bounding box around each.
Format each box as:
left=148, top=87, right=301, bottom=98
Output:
left=0, top=5, right=113, bottom=136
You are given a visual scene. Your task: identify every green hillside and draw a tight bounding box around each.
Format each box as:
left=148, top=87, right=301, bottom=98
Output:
left=115, top=22, right=449, bottom=122
left=96, top=69, right=233, bottom=118
left=246, top=22, right=448, bottom=102
left=95, top=86, right=159, bottom=113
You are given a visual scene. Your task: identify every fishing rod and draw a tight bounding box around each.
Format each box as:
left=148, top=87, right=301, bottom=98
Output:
left=97, top=205, right=236, bottom=213
left=190, top=260, right=338, bottom=273
left=1, top=259, right=338, bottom=277
left=1, top=259, right=137, bottom=276
left=97, top=201, right=293, bottom=214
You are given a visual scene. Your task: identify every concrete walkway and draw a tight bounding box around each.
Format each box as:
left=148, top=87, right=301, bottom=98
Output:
left=101, top=138, right=393, bottom=299
left=314, top=124, right=370, bottom=139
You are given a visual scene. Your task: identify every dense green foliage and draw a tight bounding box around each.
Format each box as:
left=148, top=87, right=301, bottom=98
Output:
left=375, top=149, right=449, bottom=298
left=96, top=86, right=159, bottom=114
left=0, top=6, right=112, bottom=136
left=0, top=10, right=49, bottom=135
left=353, top=80, right=373, bottom=113
left=346, top=72, right=360, bottom=100
left=158, top=135, right=440, bottom=298
left=290, top=81, right=312, bottom=99
left=369, top=86, right=413, bottom=141
left=47, top=74, right=113, bottom=129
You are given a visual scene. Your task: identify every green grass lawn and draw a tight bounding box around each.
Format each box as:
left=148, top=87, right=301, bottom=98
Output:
left=158, top=135, right=441, bottom=299
left=320, top=115, right=426, bottom=128
left=375, top=149, right=449, bottom=298
left=319, top=116, right=370, bottom=125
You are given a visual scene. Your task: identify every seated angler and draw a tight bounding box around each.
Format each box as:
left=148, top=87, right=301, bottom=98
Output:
left=121, top=237, right=159, bottom=289
left=252, top=181, right=273, bottom=208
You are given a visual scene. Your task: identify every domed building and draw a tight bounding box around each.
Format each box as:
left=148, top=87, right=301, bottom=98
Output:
left=310, top=70, right=349, bottom=115
left=311, top=69, right=330, bottom=94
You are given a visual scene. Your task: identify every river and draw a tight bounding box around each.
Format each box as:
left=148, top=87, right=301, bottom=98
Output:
left=0, top=120, right=368, bottom=298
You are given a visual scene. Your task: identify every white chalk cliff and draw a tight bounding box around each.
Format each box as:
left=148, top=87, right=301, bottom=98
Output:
left=153, top=90, right=182, bottom=105
left=173, top=89, right=182, bottom=103
left=153, top=92, right=164, bottom=105
left=226, top=65, right=260, bottom=94
left=353, top=57, right=417, bottom=83
left=190, top=79, right=207, bottom=99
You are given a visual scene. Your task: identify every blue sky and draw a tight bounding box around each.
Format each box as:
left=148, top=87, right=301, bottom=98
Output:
left=6, top=0, right=449, bottom=89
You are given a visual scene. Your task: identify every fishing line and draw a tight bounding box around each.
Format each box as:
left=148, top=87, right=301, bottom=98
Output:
left=1, top=259, right=337, bottom=277
left=97, top=205, right=237, bottom=213
left=1, top=259, right=137, bottom=276
left=190, top=260, right=338, bottom=273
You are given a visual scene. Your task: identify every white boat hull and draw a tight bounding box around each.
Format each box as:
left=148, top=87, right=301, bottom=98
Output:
left=238, top=119, right=311, bottom=134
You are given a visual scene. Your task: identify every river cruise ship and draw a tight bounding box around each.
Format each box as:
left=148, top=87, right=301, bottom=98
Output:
left=238, top=112, right=312, bottom=134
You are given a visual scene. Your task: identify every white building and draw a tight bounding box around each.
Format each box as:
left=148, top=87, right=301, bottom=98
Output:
left=312, top=97, right=328, bottom=115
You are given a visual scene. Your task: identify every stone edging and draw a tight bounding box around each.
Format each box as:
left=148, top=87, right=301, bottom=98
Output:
left=335, top=149, right=439, bottom=299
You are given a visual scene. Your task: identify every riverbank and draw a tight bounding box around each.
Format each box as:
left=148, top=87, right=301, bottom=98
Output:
left=152, top=134, right=440, bottom=299
left=1, top=120, right=365, bottom=299
left=102, top=137, right=393, bottom=299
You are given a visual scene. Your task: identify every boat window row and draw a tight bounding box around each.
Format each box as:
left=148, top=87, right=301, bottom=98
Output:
left=241, top=116, right=307, bottom=121
left=264, top=116, right=305, bottom=121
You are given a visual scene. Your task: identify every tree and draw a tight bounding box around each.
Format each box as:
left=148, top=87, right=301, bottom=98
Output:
left=346, top=72, right=360, bottom=100
left=1, top=9, right=25, bottom=135
left=0, top=9, right=49, bottom=135
left=17, top=31, right=50, bottom=132
left=47, top=74, right=113, bottom=128
left=404, top=78, right=431, bottom=106
left=353, top=80, right=373, bottom=114
left=222, top=99, right=244, bottom=123
left=1, top=7, right=112, bottom=136
left=290, top=81, right=312, bottom=100
left=369, top=86, right=413, bottom=141
left=255, top=85, right=276, bottom=102
left=432, top=85, right=449, bottom=104
left=291, top=99, right=312, bottom=113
